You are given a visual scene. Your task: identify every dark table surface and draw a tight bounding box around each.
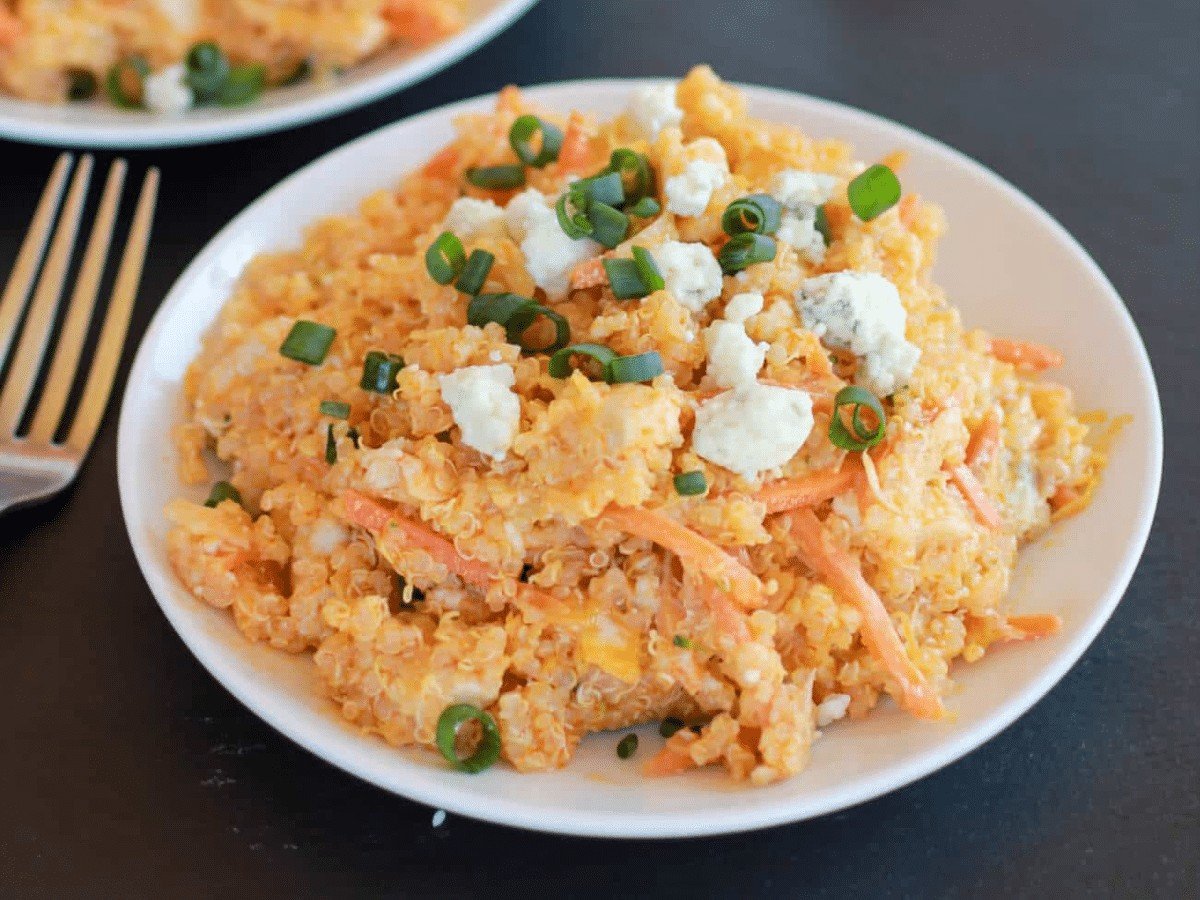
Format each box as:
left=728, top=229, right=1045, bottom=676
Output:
left=1, top=0, right=1196, bottom=896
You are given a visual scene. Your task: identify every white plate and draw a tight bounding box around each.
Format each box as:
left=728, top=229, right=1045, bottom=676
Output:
left=0, top=0, right=538, bottom=149
left=116, top=80, right=1163, bottom=838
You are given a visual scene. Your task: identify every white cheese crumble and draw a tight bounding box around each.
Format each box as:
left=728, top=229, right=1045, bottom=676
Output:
left=652, top=240, right=723, bottom=313
left=356, top=15, right=388, bottom=54
left=142, top=64, right=193, bottom=115
left=723, top=291, right=764, bottom=323
left=665, top=158, right=727, bottom=217
left=309, top=519, right=349, bottom=555
left=692, top=382, right=814, bottom=480
left=627, top=82, right=683, bottom=139
left=797, top=271, right=921, bottom=397
left=705, top=320, right=767, bottom=389
left=816, top=693, right=851, bottom=727
left=437, top=364, right=521, bottom=461
left=770, top=170, right=839, bottom=264
left=442, top=197, right=505, bottom=239
left=504, top=189, right=599, bottom=299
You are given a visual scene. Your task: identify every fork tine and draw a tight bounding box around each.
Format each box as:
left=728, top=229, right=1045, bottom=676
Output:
left=0, top=155, right=94, bottom=438
left=65, top=167, right=159, bottom=457
left=0, top=153, right=73, bottom=374
left=26, top=160, right=128, bottom=445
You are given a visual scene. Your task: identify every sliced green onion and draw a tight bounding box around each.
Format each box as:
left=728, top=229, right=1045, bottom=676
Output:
left=673, top=634, right=694, bottom=649
left=279, top=58, right=312, bottom=87
left=319, top=400, right=350, bottom=419
left=628, top=196, right=661, bottom=218
left=631, top=246, right=664, bottom=292
left=435, top=704, right=502, bottom=774
left=608, top=149, right=654, bottom=202
left=547, top=340, right=614, bottom=376
left=717, top=232, right=777, bottom=274
left=347, top=427, right=361, bottom=449
left=721, top=194, right=783, bottom=236
left=587, top=202, right=629, bottom=249
left=467, top=294, right=570, bottom=354
left=602, top=259, right=649, bottom=300
left=325, top=424, right=338, bottom=464
left=580, top=171, right=626, bottom=207
left=555, top=189, right=594, bottom=238
left=360, top=351, right=405, bottom=394
left=847, top=164, right=901, bottom=221
left=279, top=320, right=336, bottom=365
left=215, top=63, right=266, bottom=107
left=466, top=165, right=526, bottom=190
left=814, top=204, right=833, bottom=245
left=548, top=343, right=618, bottom=378
left=184, top=41, right=229, bottom=102
left=425, top=231, right=466, bottom=285
left=105, top=56, right=149, bottom=109
left=616, top=733, right=639, bottom=759
left=673, top=471, right=707, bottom=496
left=204, top=481, right=242, bottom=508
left=829, top=385, right=886, bottom=450
left=509, top=115, right=563, bottom=168
left=659, top=717, right=685, bottom=738
left=66, top=70, right=97, bottom=102
left=608, top=351, right=664, bottom=384
left=455, top=249, right=495, bottom=295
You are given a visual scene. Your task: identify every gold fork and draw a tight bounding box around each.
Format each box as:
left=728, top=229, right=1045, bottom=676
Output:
left=0, top=154, right=159, bottom=515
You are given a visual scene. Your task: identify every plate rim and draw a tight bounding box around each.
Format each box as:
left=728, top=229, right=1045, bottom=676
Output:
left=116, top=78, right=1163, bottom=838
left=0, top=0, right=540, bottom=149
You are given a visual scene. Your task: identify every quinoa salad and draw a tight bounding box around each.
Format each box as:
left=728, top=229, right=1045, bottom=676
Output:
left=0, top=1, right=468, bottom=110
left=165, top=67, right=1119, bottom=784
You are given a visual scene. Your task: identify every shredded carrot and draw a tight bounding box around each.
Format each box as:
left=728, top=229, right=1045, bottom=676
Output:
left=822, top=201, right=853, bottom=238
left=1049, top=483, right=1081, bottom=512
left=569, top=257, right=607, bottom=291
left=880, top=150, right=910, bottom=172
left=965, top=414, right=1001, bottom=468
left=557, top=111, right=595, bottom=175
left=1006, top=613, right=1063, bottom=639
left=754, top=460, right=860, bottom=514
left=600, top=505, right=764, bottom=609
left=988, top=338, right=1065, bottom=372
left=788, top=509, right=944, bottom=719
left=694, top=579, right=752, bottom=644
left=341, top=490, right=564, bottom=615
left=897, top=193, right=920, bottom=228
left=421, top=145, right=460, bottom=181
left=946, top=464, right=1004, bottom=529
left=643, top=732, right=699, bottom=777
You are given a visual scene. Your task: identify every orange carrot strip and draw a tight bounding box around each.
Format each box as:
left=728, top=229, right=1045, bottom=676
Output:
left=495, top=84, right=523, bottom=116
left=880, top=150, right=910, bottom=172
left=754, top=461, right=860, bottom=514
left=600, top=505, right=764, bottom=609
left=695, top=580, right=752, bottom=644
left=381, top=0, right=457, bottom=45
left=965, top=415, right=1001, bottom=468
left=788, top=509, right=944, bottom=719
left=569, top=257, right=607, bottom=291
left=898, top=193, right=920, bottom=228
left=341, top=490, right=564, bottom=614
left=946, top=464, right=1004, bottom=529
left=1006, top=613, right=1063, bottom=639
left=422, top=145, right=460, bottom=180
left=988, top=338, right=1065, bottom=372
left=557, top=111, right=594, bottom=175
left=643, top=732, right=699, bottom=777
left=0, top=9, right=23, bottom=46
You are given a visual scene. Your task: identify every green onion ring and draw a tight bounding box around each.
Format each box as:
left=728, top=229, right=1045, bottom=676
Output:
left=631, top=246, right=664, bottom=292
left=359, top=350, right=405, bottom=394
left=828, top=385, right=886, bottom=450
left=608, top=148, right=654, bottom=201
left=548, top=343, right=618, bottom=379
left=436, top=704, right=502, bottom=774
left=467, top=293, right=570, bottom=354
left=587, top=201, right=629, bottom=249
left=847, top=164, right=902, bottom=221
left=628, top=196, right=661, bottom=218
left=425, top=231, right=466, bottom=285
left=466, top=164, right=527, bottom=190
left=184, top=41, right=229, bottom=102
left=325, top=424, right=338, bottom=464
left=717, top=232, right=777, bottom=274
left=279, top=320, right=336, bottom=365
left=203, top=481, right=242, bottom=508
left=105, top=56, right=150, bottom=109
left=455, top=249, right=495, bottom=295
left=814, top=204, right=833, bottom=245
left=721, top=194, right=783, bottom=236
left=509, top=114, right=564, bottom=168
left=215, top=63, right=266, bottom=107
left=576, top=170, right=625, bottom=207
left=616, top=733, right=639, bottom=759
left=673, top=471, right=707, bottom=496
left=555, top=189, right=594, bottom=238
left=659, top=717, right=686, bottom=738
left=66, top=69, right=97, bottom=102
left=608, top=351, right=664, bottom=384
left=319, top=400, right=350, bottom=419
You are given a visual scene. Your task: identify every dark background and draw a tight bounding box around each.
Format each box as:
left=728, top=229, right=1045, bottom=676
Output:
left=1, top=0, right=1195, bottom=896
